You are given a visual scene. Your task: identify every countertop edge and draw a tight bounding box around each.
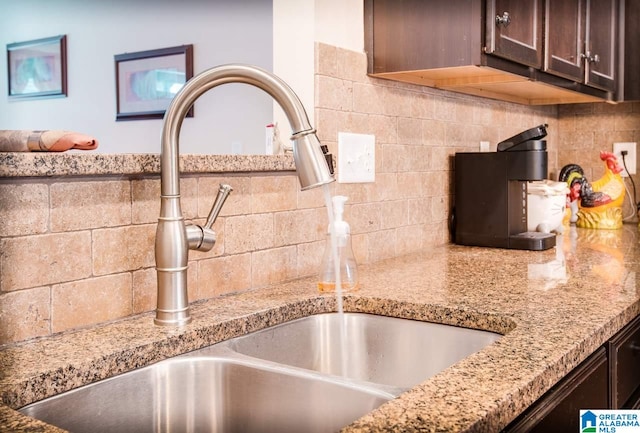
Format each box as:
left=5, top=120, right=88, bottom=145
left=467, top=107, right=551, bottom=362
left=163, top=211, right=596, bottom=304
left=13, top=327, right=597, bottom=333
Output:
left=0, top=152, right=297, bottom=178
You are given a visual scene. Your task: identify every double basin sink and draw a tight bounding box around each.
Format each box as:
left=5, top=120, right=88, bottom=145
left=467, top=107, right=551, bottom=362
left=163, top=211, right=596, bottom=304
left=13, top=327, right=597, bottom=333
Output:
left=20, top=312, right=502, bottom=432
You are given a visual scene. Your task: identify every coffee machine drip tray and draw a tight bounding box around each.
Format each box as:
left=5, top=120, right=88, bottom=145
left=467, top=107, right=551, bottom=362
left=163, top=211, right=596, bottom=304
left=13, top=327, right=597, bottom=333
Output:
left=509, top=232, right=556, bottom=251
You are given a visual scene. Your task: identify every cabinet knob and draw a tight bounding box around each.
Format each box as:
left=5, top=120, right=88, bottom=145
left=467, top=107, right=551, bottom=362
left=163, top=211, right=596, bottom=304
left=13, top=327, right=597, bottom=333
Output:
left=496, top=11, right=511, bottom=27
left=581, top=51, right=600, bottom=63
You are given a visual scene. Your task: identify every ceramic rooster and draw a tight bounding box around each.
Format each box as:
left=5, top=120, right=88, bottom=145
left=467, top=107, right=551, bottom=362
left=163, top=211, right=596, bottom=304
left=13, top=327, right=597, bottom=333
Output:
left=559, top=151, right=625, bottom=229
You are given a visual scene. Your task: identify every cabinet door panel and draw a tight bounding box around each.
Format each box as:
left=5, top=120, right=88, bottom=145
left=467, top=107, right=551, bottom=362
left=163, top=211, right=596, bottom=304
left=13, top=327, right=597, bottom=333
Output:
left=585, top=0, right=617, bottom=91
left=545, top=0, right=585, bottom=81
left=504, top=348, right=609, bottom=432
left=610, top=315, right=640, bottom=408
left=622, top=0, right=640, bottom=100
left=366, top=0, right=481, bottom=73
left=486, top=0, right=543, bottom=67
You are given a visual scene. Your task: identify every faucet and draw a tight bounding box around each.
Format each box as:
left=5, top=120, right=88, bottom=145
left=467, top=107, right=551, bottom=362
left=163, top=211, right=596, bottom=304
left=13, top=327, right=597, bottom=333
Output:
left=155, top=64, right=335, bottom=326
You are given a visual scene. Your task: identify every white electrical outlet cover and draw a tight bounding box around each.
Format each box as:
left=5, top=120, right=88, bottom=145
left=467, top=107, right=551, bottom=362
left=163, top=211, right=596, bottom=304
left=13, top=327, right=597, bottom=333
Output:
left=338, top=132, right=376, bottom=183
left=613, top=142, right=637, bottom=177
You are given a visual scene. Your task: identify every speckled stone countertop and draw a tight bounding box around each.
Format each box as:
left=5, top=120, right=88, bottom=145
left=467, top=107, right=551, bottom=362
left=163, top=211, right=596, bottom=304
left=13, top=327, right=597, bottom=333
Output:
left=0, top=152, right=295, bottom=178
left=1, top=225, right=639, bottom=432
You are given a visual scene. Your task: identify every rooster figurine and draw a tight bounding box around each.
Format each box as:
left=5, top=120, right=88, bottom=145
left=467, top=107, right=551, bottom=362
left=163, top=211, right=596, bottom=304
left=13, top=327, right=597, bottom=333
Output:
left=559, top=151, right=625, bottom=229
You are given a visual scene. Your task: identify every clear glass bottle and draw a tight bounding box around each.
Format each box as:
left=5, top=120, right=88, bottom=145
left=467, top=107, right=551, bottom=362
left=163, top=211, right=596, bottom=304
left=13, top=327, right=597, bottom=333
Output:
left=318, top=195, right=359, bottom=293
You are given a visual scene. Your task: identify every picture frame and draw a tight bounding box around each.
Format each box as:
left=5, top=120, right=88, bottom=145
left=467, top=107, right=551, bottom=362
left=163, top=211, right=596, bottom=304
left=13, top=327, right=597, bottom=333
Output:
left=7, top=35, right=67, bottom=99
left=115, top=45, right=193, bottom=121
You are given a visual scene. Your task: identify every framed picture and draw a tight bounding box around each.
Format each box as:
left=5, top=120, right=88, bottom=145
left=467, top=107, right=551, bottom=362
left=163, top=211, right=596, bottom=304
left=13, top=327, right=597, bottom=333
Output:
left=115, top=45, right=193, bottom=121
left=7, top=35, right=67, bottom=99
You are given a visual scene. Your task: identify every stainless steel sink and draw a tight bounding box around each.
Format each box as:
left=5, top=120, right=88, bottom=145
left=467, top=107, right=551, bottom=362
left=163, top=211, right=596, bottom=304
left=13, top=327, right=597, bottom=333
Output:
left=20, top=352, right=391, bottom=433
left=228, top=312, right=502, bottom=389
left=19, top=312, right=502, bottom=432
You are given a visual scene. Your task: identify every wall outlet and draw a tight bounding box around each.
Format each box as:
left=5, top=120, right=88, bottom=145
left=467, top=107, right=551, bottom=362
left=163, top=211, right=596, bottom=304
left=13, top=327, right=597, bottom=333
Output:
left=231, top=141, right=243, bottom=155
left=337, top=132, right=375, bottom=183
left=613, top=142, right=637, bottom=177
left=480, top=141, right=491, bottom=152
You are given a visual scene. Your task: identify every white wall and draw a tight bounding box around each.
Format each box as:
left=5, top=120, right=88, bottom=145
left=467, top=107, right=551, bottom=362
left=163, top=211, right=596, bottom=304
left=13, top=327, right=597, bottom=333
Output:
left=315, top=0, right=363, bottom=52
left=0, top=0, right=364, bottom=154
left=272, top=0, right=363, bottom=139
left=0, top=0, right=273, bottom=154
left=272, top=0, right=315, bottom=141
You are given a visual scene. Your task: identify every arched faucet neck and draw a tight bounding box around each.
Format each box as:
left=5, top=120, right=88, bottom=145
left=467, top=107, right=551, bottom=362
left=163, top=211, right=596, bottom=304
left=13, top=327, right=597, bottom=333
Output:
left=160, top=64, right=315, bottom=197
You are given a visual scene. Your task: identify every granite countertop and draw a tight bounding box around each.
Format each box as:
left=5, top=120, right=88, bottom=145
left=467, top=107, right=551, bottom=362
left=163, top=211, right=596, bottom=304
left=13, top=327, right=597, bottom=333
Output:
left=0, top=152, right=296, bottom=178
left=1, top=225, right=639, bottom=432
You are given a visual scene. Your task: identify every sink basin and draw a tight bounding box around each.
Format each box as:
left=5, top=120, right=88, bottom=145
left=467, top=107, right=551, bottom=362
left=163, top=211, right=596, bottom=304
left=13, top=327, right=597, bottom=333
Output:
left=228, top=312, right=502, bottom=389
left=20, top=312, right=502, bottom=432
left=20, top=354, right=390, bottom=433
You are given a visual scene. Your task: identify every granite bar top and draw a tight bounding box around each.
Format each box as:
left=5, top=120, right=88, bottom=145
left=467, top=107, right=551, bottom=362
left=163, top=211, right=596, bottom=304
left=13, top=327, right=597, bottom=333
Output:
left=0, top=152, right=296, bottom=178
left=1, top=226, right=639, bottom=432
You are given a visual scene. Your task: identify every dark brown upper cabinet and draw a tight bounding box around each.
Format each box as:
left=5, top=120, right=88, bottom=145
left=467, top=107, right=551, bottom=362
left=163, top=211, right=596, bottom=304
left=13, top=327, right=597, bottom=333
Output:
left=545, top=0, right=617, bottom=92
left=586, top=0, right=617, bottom=90
left=364, top=0, right=619, bottom=105
left=486, top=0, right=543, bottom=68
left=620, top=0, right=640, bottom=100
left=544, top=0, right=584, bottom=82
left=366, top=0, right=483, bottom=73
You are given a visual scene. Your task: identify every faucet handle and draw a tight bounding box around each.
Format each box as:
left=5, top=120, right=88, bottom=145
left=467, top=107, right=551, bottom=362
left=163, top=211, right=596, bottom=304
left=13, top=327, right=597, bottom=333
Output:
left=204, top=183, right=233, bottom=229
left=187, top=183, right=233, bottom=252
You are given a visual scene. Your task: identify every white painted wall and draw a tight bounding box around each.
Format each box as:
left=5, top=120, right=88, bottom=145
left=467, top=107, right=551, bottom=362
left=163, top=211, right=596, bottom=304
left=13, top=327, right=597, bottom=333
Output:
left=272, top=0, right=315, bottom=141
left=315, top=0, right=364, bottom=52
left=0, top=0, right=364, bottom=154
left=0, top=0, right=273, bottom=154
left=272, top=0, right=363, bottom=140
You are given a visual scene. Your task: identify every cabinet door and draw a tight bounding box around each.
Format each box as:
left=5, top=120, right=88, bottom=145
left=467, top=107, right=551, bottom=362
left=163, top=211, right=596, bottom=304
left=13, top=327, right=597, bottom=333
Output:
left=485, top=0, right=543, bottom=68
left=621, top=0, right=640, bottom=100
left=503, top=347, right=609, bottom=432
left=585, top=0, right=617, bottom=91
left=544, top=0, right=585, bottom=82
left=365, top=0, right=482, bottom=73
left=609, top=315, right=640, bottom=408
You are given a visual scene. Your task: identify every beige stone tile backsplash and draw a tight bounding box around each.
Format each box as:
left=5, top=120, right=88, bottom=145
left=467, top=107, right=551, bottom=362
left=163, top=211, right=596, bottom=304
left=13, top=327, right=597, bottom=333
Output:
left=9, top=41, right=630, bottom=346
left=0, top=287, right=50, bottom=343
left=0, top=172, right=320, bottom=344
left=50, top=180, right=131, bottom=231
left=92, top=225, right=156, bottom=275
left=2, top=231, right=92, bottom=291
left=0, top=183, right=48, bottom=237
left=52, top=273, right=132, bottom=333
left=558, top=102, right=640, bottom=192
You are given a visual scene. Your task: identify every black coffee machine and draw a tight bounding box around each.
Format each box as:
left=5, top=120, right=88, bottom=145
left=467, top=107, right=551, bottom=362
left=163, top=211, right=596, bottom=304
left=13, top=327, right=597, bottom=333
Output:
left=453, top=124, right=555, bottom=251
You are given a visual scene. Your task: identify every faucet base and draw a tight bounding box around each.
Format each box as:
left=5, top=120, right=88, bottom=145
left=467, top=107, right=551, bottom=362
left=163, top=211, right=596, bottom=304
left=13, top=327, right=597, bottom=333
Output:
left=154, top=310, right=192, bottom=327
